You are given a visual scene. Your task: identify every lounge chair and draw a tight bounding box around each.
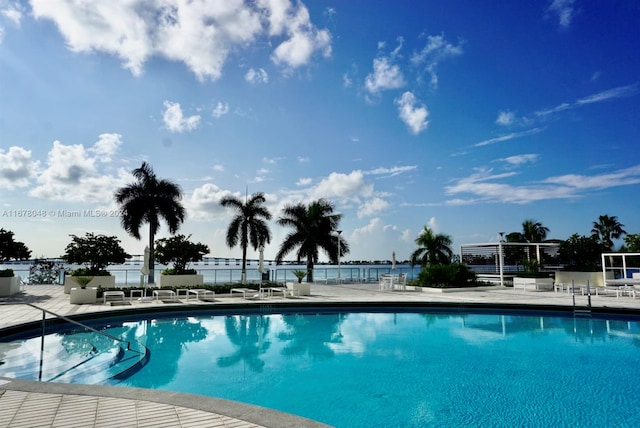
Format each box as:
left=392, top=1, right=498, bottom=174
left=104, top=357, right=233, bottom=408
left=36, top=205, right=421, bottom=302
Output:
left=231, top=288, right=262, bottom=299
left=187, top=289, right=215, bottom=301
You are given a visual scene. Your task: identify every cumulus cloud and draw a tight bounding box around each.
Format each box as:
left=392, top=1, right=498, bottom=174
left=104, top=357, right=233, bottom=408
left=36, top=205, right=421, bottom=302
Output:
left=395, top=91, right=429, bottom=134
left=365, top=57, right=405, bottom=94
left=410, top=33, right=463, bottom=89
left=268, top=1, right=332, bottom=69
left=212, top=102, right=229, bottom=118
left=0, top=146, right=39, bottom=189
left=311, top=171, right=374, bottom=200
left=245, top=67, right=269, bottom=84
left=495, top=111, right=515, bottom=126
left=296, top=177, right=312, bottom=186
left=357, top=197, right=389, bottom=218
left=162, top=101, right=200, bottom=132
left=30, top=0, right=331, bottom=80
left=186, top=182, right=236, bottom=220
left=29, top=137, right=128, bottom=202
left=547, top=0, right=577, bottom=28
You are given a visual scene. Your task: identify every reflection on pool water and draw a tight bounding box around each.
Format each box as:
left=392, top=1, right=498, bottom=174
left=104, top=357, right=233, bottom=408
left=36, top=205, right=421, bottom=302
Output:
left=5, top=311, right=640, bottom=427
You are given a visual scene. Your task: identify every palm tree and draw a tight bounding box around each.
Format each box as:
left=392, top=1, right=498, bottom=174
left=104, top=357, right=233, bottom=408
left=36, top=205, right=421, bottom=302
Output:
left=507, top=219, right=549, bottom=243
left=410, top=226, right=453, bottom=267
left=275, top=199, right=348, bottom=282
left=591, top=214, right=626, bottom=251
left=220, top=192, right=272, bottom=283
left=114, top=162, right=185, bottom=284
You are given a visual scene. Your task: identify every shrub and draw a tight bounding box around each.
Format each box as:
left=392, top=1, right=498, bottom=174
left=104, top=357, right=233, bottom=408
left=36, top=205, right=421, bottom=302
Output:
left=416, top=263, right=477, bottom=288
left=62, top=233, right=130, bottom=274
left=28, top=258, right=65, bottom=284
left=0, top=269, right=14, bottom=277
left=155, top=234, right=209, bottom=274
left=161, top=268, right=197, bottom=276
left=69, top=267, right=111, bottom=277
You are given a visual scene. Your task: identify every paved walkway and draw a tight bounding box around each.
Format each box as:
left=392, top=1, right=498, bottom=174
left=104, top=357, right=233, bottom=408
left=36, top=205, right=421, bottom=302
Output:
left=0, top=282, right=639, bottom=427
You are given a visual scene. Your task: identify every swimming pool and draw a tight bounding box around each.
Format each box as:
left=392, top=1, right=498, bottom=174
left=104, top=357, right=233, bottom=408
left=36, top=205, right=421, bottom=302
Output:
left=3, top=309, right=640, bottom=427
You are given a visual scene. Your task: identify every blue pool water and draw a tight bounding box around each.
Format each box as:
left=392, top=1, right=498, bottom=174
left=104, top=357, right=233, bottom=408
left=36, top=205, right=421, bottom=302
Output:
left=5, top=310, right=640, bottom=427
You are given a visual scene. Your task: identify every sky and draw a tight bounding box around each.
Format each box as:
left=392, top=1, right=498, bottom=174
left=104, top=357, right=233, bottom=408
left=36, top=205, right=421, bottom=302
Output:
left=0, top=0, right=639, bottom=263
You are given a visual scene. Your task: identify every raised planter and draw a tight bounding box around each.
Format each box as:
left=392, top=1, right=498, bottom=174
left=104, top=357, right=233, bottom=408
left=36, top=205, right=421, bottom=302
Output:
left=554, top=271, right=613, bottom=287
left=0, top=277, right=20, bottom=297
left=64, top=276, right=116, bottom=294
left=157, top=274, right=204, bottom=288
left=513, top=277, right=554, bottom=291
left=69, top=287, right=97, bottom=304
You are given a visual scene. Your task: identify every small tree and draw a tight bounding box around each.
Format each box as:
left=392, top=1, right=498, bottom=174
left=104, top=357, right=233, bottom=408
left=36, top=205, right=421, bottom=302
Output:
left=29, top=258, right=65, bottom=284
left=558, top=234, right=603, bottom=271
left=0, top=228, right=31, bottom=262
left=62, top=233, right=130, bottom=274
left=154, top=234, right=209, bottom=275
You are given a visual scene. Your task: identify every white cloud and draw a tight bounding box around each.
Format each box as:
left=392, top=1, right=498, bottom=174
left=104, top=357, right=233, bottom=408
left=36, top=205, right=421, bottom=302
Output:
left=474, top=128, right=543, bottom=147
left=296, top=177, right=312, bottom=186
left=495, top=111, right=515, bottom=126
left=535, top=83, right=639, bottom=118
left=365, top=165, right=417, bottom=177
left=89, top=133, right=123, bottom=162
left=364, top=57, right=405, bottom=94
left=212, top=164, right=225, bottom=172
left=410, top=33, right=463, bottom=89
left=497, top=154, right=539, bottom=166
left=0, top=146, right=39, bottom=189
left=186, top=182, right=236, bottom=220
left=444, top=164, right=640, bottom=205
left=357, top=197, right=389, bottom=218
left=311, top=170, right=374, bottom=200
left=548, top=0, right=577, bottom=28
left=30, top=0, right=330, bottom=81
left=29, top=138, right=128, bottom=202
left=1, top=3, right=23, bottom=25
left=162, top=101, right=200, bottom=132
left=212, top=102, right=229, bottom=118
left=267, top=0, right=332, bottom=69
left=395, top=91, right=429, bottom=134
left=297, top=156, right=310, bottom=163
left=245, top=67, right=269, bottom=84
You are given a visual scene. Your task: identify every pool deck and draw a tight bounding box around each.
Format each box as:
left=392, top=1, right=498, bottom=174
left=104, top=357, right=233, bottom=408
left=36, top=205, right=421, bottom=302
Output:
left=1, top=282, right=640, bottom=427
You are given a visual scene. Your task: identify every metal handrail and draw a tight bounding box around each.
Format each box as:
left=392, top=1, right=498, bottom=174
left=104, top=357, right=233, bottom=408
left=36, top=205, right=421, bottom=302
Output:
left=24, top=303, right=131, bottom=350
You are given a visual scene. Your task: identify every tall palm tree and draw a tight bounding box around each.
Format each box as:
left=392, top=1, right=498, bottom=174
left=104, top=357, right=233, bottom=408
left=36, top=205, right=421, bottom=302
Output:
left=410, top=226, right=453, bottom=267
left=591, top=214, right=626, bottom=251
left=507, top=219, right=549, bottom=243
left=114, top=162, right=185, bottom=284
left=275, top=199, right=348, bottom=282
left=220, top=192, right=272, bottom=283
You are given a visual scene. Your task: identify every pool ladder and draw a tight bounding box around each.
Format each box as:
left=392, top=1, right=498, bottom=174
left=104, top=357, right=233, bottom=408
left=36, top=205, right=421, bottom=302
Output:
left=571, top=280, right=592, bottom=316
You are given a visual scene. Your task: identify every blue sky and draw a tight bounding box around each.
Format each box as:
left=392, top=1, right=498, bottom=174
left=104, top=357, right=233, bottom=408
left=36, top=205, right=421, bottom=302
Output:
left=0, top=0, right=639, bottom=262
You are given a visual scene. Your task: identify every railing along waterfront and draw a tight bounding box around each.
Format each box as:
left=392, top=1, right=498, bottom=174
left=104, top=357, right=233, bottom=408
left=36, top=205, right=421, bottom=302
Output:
left=7, top=263, right=420, bottom=286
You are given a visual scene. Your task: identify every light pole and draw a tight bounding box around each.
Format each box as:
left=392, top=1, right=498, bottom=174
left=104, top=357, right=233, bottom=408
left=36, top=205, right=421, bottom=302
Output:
left=337, top=230, right=342, bottom=283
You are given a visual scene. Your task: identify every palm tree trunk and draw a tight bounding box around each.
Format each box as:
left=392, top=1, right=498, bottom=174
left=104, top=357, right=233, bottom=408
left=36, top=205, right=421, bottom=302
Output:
left=148, top=230, right=155, bottom=285
left=241, top=244, right=247, bottom=284
left=307, top=259, right=314, bottom=283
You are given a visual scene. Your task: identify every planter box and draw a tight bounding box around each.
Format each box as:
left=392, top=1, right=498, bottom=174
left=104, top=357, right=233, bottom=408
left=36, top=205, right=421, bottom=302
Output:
left=0, top=277, right=20, bottom=297
left=69, top=287, right=97, bottom=304
left=554, top=271, right=613, bottom=287
left=157, top=274, right=204, bottom=288
left=64, top=276, right=116, bottom=294
left=290, top=282, right=310, bottom=296
left=513, top=277, right=554, bottom=291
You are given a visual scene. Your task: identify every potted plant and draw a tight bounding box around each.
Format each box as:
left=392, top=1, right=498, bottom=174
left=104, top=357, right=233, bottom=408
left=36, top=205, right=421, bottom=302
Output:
left=0, top=228, right=31, bottom=296
left=61, top=233, right=130, bottom=294
left=554, top=234, right=611, bottom=287
left=292, top=269, right=307, bottom=283
left=513, top=259, right=554, bottom=290
left=155, top=234, right=209, bottom=287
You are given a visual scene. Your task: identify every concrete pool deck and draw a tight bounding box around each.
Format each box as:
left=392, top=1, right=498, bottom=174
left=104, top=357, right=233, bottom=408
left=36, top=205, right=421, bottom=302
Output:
left=1, top=282, right=640, bottom=427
